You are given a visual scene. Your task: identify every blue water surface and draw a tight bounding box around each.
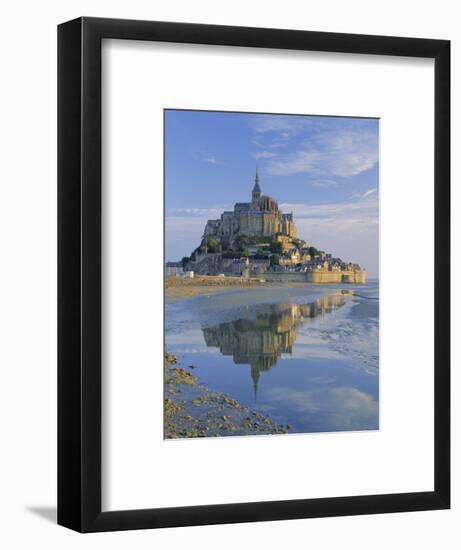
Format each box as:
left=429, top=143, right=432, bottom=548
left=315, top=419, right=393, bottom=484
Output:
left=166, top=281, right=379, bottom=434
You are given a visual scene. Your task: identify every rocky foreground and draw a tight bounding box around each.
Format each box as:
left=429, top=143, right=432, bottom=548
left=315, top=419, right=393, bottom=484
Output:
left=164, top=353, right=289, bottom=439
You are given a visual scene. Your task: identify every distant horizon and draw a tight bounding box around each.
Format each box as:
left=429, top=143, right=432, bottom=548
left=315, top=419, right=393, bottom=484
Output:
left=165, top=109, right=379, bottom=277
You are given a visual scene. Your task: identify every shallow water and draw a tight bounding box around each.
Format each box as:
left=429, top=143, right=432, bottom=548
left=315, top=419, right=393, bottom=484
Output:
left=165, top=280, right=379, bottom=434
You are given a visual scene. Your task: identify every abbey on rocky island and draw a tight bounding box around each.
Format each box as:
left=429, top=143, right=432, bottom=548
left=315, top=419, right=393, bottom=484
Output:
left=169, top=170, right=366, bottom=284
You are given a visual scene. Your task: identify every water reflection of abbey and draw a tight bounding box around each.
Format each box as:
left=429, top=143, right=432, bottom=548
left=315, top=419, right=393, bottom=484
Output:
left=202, top=293, right=347, bottom=399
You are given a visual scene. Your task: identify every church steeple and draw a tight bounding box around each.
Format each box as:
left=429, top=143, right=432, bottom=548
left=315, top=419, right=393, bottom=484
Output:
left=252, top=167, right=261, bottom=202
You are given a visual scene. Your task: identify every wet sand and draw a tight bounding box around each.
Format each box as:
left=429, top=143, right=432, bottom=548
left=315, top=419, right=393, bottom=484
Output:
left=165, top=275, right=308, bottom=303
left=164, top=353, right=289, bottom=439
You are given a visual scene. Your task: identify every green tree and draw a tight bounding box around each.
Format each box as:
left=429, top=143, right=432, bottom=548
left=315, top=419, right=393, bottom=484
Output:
left=251, top=235, right=272, bottom=245
left=190, top=246, right=201, bottom=260
left=308, top=246, right=320, bottom=257
left=223, top=251, right=243, bottom=259
left=270, top=241, right=283, bottom=254
left=254, top=251, right=269, bottom=259
left=270, top=254, right=280, bottom=266
left=181, top=256, right=190, bottom=268
left=207, top=239, right=222, bottom=253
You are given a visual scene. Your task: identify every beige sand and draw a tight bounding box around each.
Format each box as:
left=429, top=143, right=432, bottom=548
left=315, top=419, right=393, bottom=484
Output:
left=165, top=275, right=268, bottom=300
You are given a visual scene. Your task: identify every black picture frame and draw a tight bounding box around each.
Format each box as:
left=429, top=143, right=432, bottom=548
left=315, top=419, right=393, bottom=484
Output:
left=58, top=16, right=450, bottom=532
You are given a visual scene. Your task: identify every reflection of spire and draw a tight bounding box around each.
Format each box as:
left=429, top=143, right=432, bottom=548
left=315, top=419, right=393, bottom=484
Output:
left=201, top=296, right=348, bottom=399
left=251, top=365, right=260, bottom=401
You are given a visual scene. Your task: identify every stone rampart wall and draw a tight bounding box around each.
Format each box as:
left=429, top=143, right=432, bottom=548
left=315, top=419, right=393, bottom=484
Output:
left=262, top=270, right=366, bottom=284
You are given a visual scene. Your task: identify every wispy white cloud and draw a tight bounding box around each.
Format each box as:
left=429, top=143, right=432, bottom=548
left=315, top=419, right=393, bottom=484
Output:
left=165, top=216, right=206, bottom=259
left=280, top=191, right=378, bottom=224
left=169, top=206, right=231, bottom=218
left=267, top=129, right=378, bottom=177
left=264, top=385, right=378, bottom=430
left=165, top=216, right=206, bottom=229
left=251, top=136, right=288, bottom=150
left=252, top=150, right=278, bottom=160
left=165, top=207, right=229, bottom=256
left=279, top=193, right=379, bottom=274
left=310, top=179, right=338, bottom=188
left=250, top=115, right=314, bottom=136
left=249, top=115, right=378, bottom=180
left=250, top=116, right=310, bottom=151
left=361, top=188, right=377, bottom=199
left=204, top=156, right=222, bottom=165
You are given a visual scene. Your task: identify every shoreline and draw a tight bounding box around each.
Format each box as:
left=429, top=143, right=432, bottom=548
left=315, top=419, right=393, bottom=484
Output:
left=165, top=275, right=317, bottom=303
left=164, top=353, right=289, bottom=439
left=165, top=275, right=267, bottom=302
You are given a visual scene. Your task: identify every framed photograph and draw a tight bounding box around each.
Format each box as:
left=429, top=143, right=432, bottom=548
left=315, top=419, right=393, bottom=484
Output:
left=58, top=17, right=450, bottom=532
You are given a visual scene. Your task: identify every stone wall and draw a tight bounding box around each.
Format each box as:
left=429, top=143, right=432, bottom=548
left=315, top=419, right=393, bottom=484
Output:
left=191, top=253, right=366, bottom=284
left=262, top=269, right=367, bottom=284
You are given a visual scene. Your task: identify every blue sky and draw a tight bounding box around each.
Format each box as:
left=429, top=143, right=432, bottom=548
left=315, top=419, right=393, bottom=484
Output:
left=165, top=110, right=379, bottom=277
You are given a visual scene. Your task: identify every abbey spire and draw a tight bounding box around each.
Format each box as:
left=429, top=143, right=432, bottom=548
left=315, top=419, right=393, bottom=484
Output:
left=252, top=167, right=261, bottom=202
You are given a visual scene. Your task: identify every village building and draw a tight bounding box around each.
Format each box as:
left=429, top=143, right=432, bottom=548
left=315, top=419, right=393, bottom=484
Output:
left=165, top=261, right=183, bottom=276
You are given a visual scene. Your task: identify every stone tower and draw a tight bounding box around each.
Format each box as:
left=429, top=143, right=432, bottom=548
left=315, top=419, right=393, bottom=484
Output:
left=252, top=167, right=261, bottom=204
